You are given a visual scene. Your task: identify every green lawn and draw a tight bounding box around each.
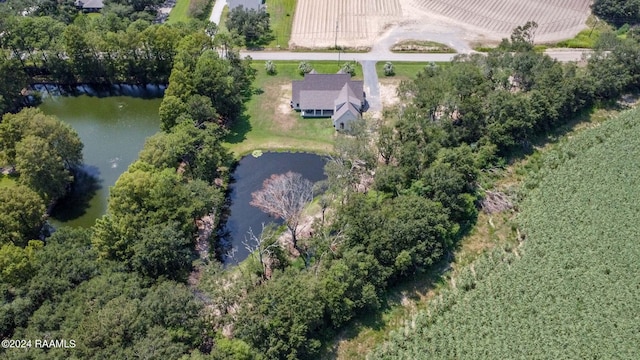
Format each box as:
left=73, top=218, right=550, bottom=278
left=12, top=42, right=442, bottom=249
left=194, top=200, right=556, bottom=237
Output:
left=265, top=0, right=296, bottom=49
left=167, top=0, right=191, bottom=24
left=225, top=60, right=362, bottom=156
left=0, top=174, right=16, bottom=188
left=219, top=5, right=229, bottom=30
left=376, top=61, right=448, bottom=80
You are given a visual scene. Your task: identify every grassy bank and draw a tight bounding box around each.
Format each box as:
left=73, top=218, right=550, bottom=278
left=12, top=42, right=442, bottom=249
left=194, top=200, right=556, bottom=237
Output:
left=219, top=4, right=228, bottom=29
left=167, top=0, right=190, bottom=24
left=224, top=60, right=363, bottom=156
left=265, top=0, right=297, bottom=49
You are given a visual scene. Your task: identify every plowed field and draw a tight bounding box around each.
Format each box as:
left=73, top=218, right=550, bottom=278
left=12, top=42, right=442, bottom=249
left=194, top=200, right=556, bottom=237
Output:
left=289, top=0, right=592, bottom=48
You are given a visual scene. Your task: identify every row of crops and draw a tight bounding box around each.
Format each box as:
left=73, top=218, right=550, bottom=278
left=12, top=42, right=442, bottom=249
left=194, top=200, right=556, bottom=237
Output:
left=370, top=106, right=640, bottom=359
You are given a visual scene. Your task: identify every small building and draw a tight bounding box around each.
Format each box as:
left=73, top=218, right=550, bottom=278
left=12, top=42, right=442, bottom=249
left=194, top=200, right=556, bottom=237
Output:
left=228, top=0, right=264, bottom=11
left=291, top=73, right=365, bottom=131
left=74, top=0, right=104, bottom=12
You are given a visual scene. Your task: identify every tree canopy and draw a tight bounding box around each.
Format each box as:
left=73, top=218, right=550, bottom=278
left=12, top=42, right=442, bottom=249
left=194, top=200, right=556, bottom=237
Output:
left=226, top=6, right=272, bottom=47
left=593, top=0, right=640, bottom=27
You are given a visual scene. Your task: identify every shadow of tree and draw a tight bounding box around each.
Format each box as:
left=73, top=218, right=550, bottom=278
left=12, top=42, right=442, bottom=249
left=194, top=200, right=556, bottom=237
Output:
left=224, top=112, right=252, bottom=144
left=49, top=165, right=102, bottom=222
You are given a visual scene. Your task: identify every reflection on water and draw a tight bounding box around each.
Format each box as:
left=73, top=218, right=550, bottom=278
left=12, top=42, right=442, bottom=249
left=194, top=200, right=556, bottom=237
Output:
left=50, top=166, right=101, bottom=222
left=219, top=152, right=327, bottom=264
left=33, top=84, right=166, bottom=99
left=40, top=85, right=163, bottom=228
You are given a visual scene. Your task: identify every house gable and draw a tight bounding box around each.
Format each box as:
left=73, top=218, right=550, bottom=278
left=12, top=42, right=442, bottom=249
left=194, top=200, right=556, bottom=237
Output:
left=228, top=0, right=264, bottom=11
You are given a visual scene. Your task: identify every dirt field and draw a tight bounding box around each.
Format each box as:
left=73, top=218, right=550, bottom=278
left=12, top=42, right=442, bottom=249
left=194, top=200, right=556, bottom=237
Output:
left=290, top=0, right=403, bottom=48
left=290, top=0, right=593, bottom=49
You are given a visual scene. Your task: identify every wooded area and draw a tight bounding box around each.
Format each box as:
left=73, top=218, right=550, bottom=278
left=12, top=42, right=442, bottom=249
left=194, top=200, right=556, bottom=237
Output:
left=371, top=100, right=640, bottom=360
left=2, top=7, right=640, bottom=358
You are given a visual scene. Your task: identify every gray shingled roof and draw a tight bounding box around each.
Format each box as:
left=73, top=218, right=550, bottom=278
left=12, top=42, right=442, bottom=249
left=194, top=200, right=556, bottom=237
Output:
left=333, top=101, right=360, bottom=121
left=292, top=74, right=363, bottom=110
left=333, top=83, right=361, bottom=120
left=75, top=0, right=104, bottom=8
left=228, top=0, right=263, bottom=10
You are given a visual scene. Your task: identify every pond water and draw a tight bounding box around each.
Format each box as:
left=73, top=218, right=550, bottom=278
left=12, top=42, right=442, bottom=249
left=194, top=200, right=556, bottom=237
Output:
left=38, top=85, right=164, bottom=228
left=221, top=152, right=327, bottom=263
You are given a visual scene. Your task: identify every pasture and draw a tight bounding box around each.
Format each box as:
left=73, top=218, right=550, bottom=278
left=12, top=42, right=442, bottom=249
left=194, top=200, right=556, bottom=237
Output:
left=370, top=106, right=640, bottom=359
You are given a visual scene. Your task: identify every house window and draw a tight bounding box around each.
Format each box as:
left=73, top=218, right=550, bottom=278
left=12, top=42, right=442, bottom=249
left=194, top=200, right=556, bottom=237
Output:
left=340, top=122, right=344, bottom=130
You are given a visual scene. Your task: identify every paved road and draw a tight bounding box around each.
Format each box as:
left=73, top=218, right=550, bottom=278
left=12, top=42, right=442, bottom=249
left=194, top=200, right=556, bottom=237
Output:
left=240, top=51, right=458, bottom=62
left=239, top=49, right=591, bottom=63
left=361, top=61, right=382, bottom=113
left=209, top=0, right=226, bottom=24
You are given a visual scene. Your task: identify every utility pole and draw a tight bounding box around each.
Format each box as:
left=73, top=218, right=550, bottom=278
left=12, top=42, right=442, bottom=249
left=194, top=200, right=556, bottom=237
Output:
left=335, top=17, right=339, bottom=49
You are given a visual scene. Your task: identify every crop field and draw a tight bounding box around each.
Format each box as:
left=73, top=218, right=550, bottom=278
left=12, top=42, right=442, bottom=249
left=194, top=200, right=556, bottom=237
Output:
left=290, top=0, right=402, bottom=48
left=370, top=107, right=640, bottom=359
left=411, top=0, right=591, bottom=38
left=290, top=0, right=591, bottom=48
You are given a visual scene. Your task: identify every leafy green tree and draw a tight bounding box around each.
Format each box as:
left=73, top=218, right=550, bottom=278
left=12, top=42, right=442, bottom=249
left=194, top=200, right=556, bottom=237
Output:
left=139, top=120, right=230, bottom=182
left=298, top=61, right=313, bottom=76
left=186, top=94, right=218, bottom=125
left=0, top=58, right=28, bottom=114
left=235, top=268, right=325, bottom=359
left=159, top=95, right=188, bottom=131
left=383, top=61, right=395, bottom=76
left=265, top=60, right=277, bottom=75
left=0, top=108, right=83, bottom=169
left=27, top=227, right=98, bottom=304
left=593, top=0, right=640, bottom=27
left=193, top=50, right=239, bottom=120
left=338, top=193, right=453, bottom=277
left=15, top=136, right=71, bottom=201
left=92, top=163, right=221, bottom=263
left=484, top=91, right=534, bottom=150
left=0, top=240, right=42, bottom=286
left=340, top=62, right=356, bottom=76
left=209, top=337, right=258, bottom=360
left=0, top=186, right=46, bottom=246
left=499, top=21, right=538, bottom=52
left=320, top=249, right=383, bottom=327
left=131, top=223, right=193, bottom=281
left=226, top=6, right=272, bottom=46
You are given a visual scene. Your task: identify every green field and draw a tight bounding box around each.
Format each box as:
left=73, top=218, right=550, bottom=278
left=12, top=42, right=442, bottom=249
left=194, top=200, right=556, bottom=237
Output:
left=224, top=60, right=362, bottom=156
left=167, top=0, right=190, bottom=24
left=265, top=0, right=296, bottom=49
left=371, top=107, right=640, bottom=359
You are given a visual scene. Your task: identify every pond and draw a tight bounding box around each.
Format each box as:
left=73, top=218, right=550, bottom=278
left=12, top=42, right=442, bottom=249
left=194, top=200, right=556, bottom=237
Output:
left=38, top=85, right=164, bottom=228
left=221, top=152, right=327, bottom=263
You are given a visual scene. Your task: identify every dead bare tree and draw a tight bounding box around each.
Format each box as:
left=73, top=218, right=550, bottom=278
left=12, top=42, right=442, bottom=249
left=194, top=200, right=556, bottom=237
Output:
left=250, top=171, right=313, bottom=254
left=243, top=224, right=280, bottom=280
